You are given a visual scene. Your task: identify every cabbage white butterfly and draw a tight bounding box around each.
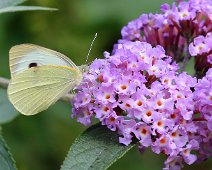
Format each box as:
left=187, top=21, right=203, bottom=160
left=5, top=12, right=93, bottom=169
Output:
left=7, top=44, right=85, bottom=115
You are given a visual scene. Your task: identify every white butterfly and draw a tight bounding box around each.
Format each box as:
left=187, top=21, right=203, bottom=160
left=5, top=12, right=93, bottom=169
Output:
left=7, top=44, right=84, bottom=115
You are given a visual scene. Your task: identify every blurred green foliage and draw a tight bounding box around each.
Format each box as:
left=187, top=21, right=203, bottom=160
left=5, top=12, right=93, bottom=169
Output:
left=0, top=89, right=18, bottom=124
left=0, top=0, right=212, bottom=170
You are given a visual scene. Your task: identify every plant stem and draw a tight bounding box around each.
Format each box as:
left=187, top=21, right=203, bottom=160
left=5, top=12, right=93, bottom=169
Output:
left=180, top=39, right=191, bottom=72
left=0, top=77, right=10, bottom=89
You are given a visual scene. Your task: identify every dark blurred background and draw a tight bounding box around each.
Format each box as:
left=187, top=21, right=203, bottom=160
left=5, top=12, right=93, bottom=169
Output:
left=0, top=0, right=212, bottom=170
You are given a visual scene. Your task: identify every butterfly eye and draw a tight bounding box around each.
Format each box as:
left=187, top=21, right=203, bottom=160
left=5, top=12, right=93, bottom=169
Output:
left=29, top=62, right=38, bottom=68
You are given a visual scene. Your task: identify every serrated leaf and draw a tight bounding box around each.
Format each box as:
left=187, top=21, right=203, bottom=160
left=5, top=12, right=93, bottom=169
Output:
left=0, top=6, right=57, bottom=14
left=0, top=134, right=16, bottom=170
left=61, top=124, right=135, bottom=170
left=0, top=0, right=26, bottom=9
left=0, top=89, right=19, bottom=124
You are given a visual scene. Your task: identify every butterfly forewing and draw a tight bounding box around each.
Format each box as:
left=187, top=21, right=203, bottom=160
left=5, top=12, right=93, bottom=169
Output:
left=8, top=65, right=82, bottom=115
left=9, top=44, right=79, bottom=77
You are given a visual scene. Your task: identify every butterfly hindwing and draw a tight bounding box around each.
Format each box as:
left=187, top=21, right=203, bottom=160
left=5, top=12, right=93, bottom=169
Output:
left=8, top=65, right=82, bottom=115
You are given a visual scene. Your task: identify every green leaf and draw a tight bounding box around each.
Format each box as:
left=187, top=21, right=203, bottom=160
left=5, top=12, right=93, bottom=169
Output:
left=61, top=124, right=135, bottom=170
left=0, top=89, right=19, bottom=124
left=0, top=6, right=57, bottom=14
left=0, top=0, right=26, bottom=9
left=0, top=133, right=16, bottom=170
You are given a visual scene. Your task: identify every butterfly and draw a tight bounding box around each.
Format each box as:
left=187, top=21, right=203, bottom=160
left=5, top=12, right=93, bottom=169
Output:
left=7, top=44, right=85, bottom=116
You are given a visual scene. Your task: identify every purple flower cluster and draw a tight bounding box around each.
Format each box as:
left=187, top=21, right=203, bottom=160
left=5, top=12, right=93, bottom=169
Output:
left=120, top=0, right=212, bottom=63
left=71, top=0, right=212, bottom=169
left=72, top=41, right=203, bottom=169
left=189, top=33, right=212, bottom=57
left=190, top=69, right=212, bottom=163
left=189, top=33, right=212, bottom=74
left=194, top=68, right=212, bottom=131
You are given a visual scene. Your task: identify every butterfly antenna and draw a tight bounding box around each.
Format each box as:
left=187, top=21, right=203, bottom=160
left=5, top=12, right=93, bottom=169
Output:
left=85, top=33, right=97, bottom=64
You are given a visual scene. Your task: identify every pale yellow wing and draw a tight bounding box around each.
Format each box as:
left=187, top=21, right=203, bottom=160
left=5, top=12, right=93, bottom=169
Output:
left=9, top=44, right=79, bottom=77
left=7, top=65, right=82, bottom=115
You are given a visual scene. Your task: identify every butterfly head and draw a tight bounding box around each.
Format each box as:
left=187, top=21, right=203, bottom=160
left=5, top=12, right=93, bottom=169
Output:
left=78, top=64, right=89, bottom=74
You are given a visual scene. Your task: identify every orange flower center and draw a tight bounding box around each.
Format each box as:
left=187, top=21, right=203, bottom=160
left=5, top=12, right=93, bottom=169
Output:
left=170, top=113, right=176, bottom=119
left=157, top=100, right=163, bottom=106
left=198, top=46, right=203, bottom=51
left=177, top=95, right=182, bottom=98
left=164, top=79, right=169, bottom=83
left=171, top=132, right=177, bottom=137
left=103, top=106, right=109, bottom=112
left=182, top=13, right=187, bottom=17
left=121, top=85, right=127, bottom=90
left=137, top=100, right=143, bottom=106
left=110, top=117, right=115, bottom=122
left=105, top=94, right=111, bottom=99
left=125, top=103, right=131, bottom=108
left=183, top=149, right=189, bottom=155
left=141, top=128, right=147, bottom=135
left=157, top=121, right=163, bottom=127
left=160, top=138, right=166, bottom=144
left=132, top=64, right=137, bottom=68
left=97, top=74, right=104, bottom=82
left=146, top=111, right=152, bottom=117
